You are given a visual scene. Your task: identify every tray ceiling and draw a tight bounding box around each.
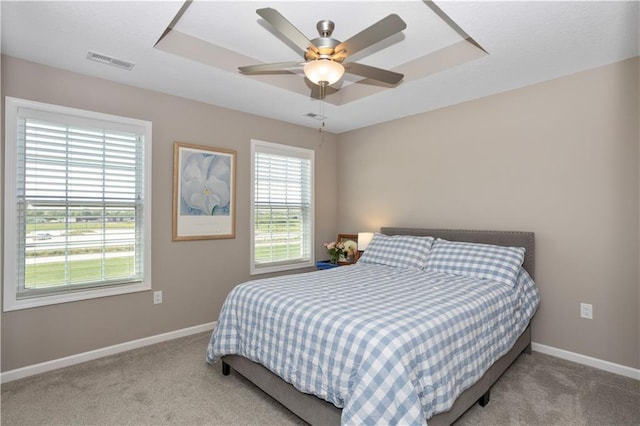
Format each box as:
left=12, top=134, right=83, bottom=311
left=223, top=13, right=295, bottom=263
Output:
left=1, top=1, right=638, bottom=133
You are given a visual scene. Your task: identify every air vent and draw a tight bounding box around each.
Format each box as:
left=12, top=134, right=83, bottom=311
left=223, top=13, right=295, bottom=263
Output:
left=86, top=51, right=135, bottom=70
left=305, top=113, right=326, bottom=121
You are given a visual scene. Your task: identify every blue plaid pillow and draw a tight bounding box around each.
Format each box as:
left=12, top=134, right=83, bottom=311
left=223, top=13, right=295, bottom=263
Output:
left=425, top=239, right=525, bottom=287
left=357, top=233, right=434, bottom=270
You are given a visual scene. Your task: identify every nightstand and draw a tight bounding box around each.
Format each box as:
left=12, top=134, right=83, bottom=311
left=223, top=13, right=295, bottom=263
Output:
left=316, top=260, right=341, bottom=270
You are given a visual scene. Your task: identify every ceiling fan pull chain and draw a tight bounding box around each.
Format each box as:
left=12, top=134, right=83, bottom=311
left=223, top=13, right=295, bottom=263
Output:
left=318, top=99, right=326, bottom=133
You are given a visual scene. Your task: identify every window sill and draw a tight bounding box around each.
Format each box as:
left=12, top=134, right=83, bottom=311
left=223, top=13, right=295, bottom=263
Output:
left=250, top=260, right=314, bottom=276
left=3, top=281, right=151, bottom=312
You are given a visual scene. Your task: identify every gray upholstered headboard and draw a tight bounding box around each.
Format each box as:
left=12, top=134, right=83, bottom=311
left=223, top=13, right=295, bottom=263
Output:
left=381, top=227, right=535, bottom=280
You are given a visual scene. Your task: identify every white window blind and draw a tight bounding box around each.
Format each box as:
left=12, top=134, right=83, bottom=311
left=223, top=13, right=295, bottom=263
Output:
left=251, top=140, right=314, bottom=274
left=4, top=97, right=152, bottom=311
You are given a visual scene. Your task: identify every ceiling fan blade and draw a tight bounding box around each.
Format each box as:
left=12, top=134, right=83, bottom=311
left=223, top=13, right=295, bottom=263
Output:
left=257, top=8, right=319, bottom=56
left=344, top=62, right=404, bottom=85
left=336, top=14, right=406, bottom=58
left=239, top=62, right=303, bottom=74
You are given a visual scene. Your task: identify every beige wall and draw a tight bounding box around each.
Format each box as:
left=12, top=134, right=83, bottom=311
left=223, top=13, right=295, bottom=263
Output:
left=2, top=54, right=639, bottom=373
left=338, top=57, right=640, bottom=369
left=0, top=56, right=339, bottom=371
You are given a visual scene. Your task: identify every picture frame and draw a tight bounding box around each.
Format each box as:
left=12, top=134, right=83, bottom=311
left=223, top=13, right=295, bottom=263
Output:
left=172, top=142, right=237, bottom=241
left=337, top=233, right=358, bottom=264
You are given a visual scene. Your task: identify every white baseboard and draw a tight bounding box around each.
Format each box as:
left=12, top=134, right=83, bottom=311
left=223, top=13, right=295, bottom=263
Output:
left=3, top=327, right=637, bottom=384
left=532, top=342, right=640, bottom=380
left=0, top=321, right=216, bottom=384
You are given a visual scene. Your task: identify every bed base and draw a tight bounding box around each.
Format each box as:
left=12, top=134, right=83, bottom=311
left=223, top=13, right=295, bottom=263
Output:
left=221, top=325, right=531, bottom=425
left=220, top=227, right=536, bottom=425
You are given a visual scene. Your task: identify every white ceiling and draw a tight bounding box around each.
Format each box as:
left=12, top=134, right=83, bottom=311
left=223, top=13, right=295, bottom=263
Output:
left=1, top=1, right=639, bottom=134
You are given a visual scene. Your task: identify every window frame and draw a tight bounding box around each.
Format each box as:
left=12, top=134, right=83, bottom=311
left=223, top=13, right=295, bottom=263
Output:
left=250, top=139, right=314, bottom=275
left=3, top=97, right=152, bottom=312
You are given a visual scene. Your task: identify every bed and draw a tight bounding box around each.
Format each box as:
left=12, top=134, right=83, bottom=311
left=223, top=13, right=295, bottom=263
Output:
left=207, top=227, right=539, bottom=425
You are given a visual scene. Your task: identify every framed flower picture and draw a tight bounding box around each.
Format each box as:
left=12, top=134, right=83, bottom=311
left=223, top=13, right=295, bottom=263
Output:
left=172, top=142, right=237, bottom=241
left=337, top=234, right=358, bottom=264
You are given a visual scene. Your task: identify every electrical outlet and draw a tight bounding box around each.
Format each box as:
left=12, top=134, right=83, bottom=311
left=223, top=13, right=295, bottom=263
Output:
left=580, top=303, right=593, bottom=319
left=153, top=290, right=162, bottom=305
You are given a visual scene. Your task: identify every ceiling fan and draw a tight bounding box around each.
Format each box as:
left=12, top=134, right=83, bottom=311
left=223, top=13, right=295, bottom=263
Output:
left=239, top=8, right=407, bottom=99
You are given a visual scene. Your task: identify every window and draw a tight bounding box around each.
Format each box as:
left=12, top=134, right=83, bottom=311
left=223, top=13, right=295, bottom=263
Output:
left=3, top=97, right=152, bottom=311
left=251, top=140, right=314, bottom=274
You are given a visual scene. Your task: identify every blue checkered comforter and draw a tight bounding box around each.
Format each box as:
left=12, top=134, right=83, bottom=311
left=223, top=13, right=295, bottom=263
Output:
left=207, top=263, right=539, bottom=425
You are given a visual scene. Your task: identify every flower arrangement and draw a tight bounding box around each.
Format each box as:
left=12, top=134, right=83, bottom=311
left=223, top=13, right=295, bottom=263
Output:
left=324, top=240, right=346, bottom=264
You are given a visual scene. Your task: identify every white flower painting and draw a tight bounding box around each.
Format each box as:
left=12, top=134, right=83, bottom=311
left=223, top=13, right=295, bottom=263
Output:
left=173, top=143, right=236, bottom=241
left=180, top=152, right=231, bottom=216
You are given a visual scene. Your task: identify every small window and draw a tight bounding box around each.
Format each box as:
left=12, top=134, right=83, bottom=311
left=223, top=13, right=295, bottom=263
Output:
left=251, top=140, right=314, bottom=274
left=3, top=97, right=152, bottom=311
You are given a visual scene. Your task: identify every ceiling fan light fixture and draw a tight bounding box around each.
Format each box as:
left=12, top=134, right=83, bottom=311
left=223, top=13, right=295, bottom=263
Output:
left=304, top=59, right=344, bottom=86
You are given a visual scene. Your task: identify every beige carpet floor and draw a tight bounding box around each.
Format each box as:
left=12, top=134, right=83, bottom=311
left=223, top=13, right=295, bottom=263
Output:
left=1, top=331, right=638, bottom=425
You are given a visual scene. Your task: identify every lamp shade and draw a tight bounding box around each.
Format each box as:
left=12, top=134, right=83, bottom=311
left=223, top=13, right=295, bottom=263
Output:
left=304, top=59, right=345, bottom=85
left=357, top=232, right=374, bottom=252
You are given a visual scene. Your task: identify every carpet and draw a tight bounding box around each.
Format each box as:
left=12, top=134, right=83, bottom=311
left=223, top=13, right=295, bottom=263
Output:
left=2, top=332, right=638, bottom=425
